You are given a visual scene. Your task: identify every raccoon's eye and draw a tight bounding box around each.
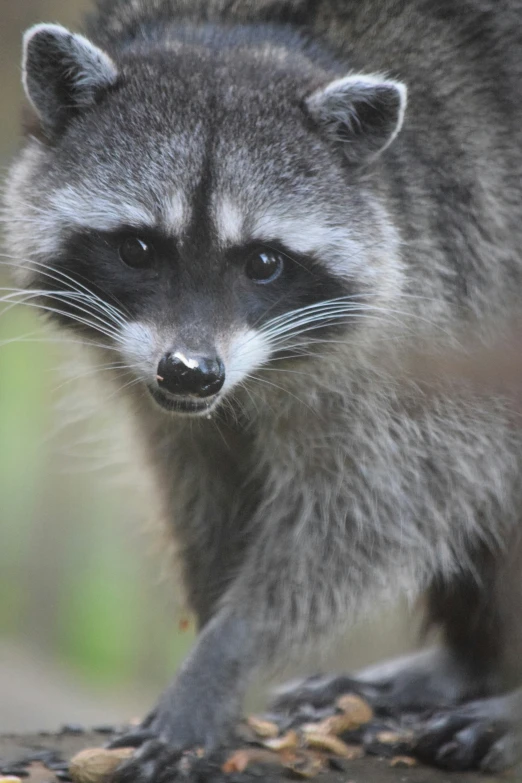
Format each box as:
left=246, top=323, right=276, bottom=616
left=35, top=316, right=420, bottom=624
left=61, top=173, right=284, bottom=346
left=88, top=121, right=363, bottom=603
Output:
left=245, top=249, right=284, bottom=284
left=119, top=237, right=154, bottom=268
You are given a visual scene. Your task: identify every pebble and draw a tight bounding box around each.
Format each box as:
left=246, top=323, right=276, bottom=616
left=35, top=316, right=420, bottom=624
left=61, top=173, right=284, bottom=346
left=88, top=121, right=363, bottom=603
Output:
left=91, top=726, right=115, bottom=735
left=45, top=762, right=70, bottom=772
left=60, top=725, right=85, bottom=736
left=390, top=755, right=418, bottom=768
left=327, top=757, right=352, bottom=772
left=23, top=752, right=64, bottom=765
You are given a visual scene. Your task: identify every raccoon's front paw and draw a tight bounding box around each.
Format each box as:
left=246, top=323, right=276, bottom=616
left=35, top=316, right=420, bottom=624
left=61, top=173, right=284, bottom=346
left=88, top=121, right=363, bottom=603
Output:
left=109, top=739, right=183, bottom=783
left=108, top=701, right=232, bottom=782
left=414, top=696, right=518, bottom=772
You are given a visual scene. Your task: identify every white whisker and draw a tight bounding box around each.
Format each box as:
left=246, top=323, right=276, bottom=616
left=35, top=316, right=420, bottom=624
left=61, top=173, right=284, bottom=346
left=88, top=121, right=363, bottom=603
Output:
left=1, top=297, right=125, bottom=342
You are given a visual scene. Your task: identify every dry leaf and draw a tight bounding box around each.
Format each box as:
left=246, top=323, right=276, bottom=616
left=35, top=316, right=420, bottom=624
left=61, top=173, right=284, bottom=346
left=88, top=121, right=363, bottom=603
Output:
left=301, top=709, right=371, bottom=737
left=222, top=749, right=281, bottom=773
left=335, top=694, right=373, bottom=727
left=304, top=733, right=364, bottom=759
left=247, top=715, right=280, bottom=738
left=264, top=730, right=299, bottom=751
left=390, top=755, right=418, bottom=768
left=376, top=730, right=413, bottom=745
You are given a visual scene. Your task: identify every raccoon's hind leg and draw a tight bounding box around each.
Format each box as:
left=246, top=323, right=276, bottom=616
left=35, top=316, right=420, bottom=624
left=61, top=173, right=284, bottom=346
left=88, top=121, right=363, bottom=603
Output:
left=271, top=647, right=476, bottom=719
left=409, top=543, right=522, bottom=772
left=270, top=542, right=522, bottom=771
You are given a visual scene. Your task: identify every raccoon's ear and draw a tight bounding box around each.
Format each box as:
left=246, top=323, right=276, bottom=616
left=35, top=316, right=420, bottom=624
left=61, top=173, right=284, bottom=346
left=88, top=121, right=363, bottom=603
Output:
left=305, top=74, right=407, bottom=165
left=22, top=23, right=118, bottom=137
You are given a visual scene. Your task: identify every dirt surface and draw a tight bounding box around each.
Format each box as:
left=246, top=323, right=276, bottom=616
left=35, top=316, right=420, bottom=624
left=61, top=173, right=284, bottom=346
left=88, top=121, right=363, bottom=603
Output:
left=0, top=730, right=518, bottom=783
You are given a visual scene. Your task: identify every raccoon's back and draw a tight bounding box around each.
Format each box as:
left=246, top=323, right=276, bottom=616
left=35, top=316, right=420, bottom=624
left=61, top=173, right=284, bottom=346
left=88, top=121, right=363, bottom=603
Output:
left=87, top=0, right=522, bottom=63
left=85, top=0, right=310, bottom=46
left=87, top=0, right=522, bottom=130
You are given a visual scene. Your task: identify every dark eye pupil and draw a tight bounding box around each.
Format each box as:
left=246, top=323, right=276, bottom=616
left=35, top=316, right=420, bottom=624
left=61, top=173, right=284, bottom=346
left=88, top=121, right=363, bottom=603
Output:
left=246, top=251, right=283, bottom=283
left=119, top=237, right=152, bottom=268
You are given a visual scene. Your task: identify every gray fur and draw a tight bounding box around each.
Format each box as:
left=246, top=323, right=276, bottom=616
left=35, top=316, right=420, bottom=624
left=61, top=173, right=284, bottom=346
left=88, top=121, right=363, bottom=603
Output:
left=22, top=24, right=118, bottom=135
left=5, top=0, right=522, bottom=773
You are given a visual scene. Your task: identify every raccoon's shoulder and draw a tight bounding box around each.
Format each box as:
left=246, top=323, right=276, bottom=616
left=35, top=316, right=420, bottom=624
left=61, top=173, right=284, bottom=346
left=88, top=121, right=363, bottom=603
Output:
left=85, top=0, right=316, bottom=47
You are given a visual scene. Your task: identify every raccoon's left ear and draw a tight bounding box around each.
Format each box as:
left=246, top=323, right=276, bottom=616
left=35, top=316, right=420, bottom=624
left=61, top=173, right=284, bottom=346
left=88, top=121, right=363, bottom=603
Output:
left=305, top=74, right=407, bottom=165
left=22, top=23, right=119, bottom=137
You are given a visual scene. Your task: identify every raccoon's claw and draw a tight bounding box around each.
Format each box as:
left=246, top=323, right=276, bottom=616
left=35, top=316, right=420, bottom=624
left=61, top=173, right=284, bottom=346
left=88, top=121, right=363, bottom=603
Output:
left=414, top=701, right=513, bottom=772
left=110, top=739, right=182, bottom=783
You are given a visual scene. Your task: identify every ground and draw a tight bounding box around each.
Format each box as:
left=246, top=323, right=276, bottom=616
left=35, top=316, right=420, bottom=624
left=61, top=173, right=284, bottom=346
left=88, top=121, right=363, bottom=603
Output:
left=0, top=729, right=517, bottom=783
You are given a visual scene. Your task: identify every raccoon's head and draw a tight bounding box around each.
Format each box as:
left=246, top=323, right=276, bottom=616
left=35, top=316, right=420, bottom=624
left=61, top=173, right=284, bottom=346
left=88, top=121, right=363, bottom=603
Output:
left=5, top=23, right=407, bottom=416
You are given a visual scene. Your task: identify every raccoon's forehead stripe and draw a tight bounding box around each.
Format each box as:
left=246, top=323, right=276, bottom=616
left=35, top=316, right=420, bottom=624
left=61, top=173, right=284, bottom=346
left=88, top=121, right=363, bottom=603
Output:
left=50, top=186, right=156, bottom=231
left=250, top=212, right=364, bottom=274
left=48, top=186, right=191, bottom=235
left=252, top=212, right=348, bottom=252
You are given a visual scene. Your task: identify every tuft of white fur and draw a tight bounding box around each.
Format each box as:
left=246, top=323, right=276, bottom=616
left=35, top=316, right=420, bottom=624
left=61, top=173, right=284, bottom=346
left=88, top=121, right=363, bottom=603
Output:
left=212, top=196, right=245, bottom=246
left=163, top=192, right=191, bottom=235
left=119, top=321, right=158, bottom=377
left=221, top=328, right=271, bottom=392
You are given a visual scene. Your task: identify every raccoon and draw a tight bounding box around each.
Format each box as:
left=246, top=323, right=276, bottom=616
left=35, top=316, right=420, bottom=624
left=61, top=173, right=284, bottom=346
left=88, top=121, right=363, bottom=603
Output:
left=5, top=0, right=522, bottom=776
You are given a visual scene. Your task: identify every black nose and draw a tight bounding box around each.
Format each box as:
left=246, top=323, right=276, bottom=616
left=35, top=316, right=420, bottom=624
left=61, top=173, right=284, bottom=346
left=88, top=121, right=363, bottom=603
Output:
left=156, top=352, right=225, bottom=398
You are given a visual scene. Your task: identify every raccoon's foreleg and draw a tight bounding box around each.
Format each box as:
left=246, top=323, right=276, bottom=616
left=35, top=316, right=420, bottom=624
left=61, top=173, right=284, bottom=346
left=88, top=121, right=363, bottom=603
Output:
left=109, top=486, right=372, bottom=780
left=113, top=608, right=254, bottom=746
left=108, top=424, right=262, bottom=779
left=109, top=607, right=256, bottom=783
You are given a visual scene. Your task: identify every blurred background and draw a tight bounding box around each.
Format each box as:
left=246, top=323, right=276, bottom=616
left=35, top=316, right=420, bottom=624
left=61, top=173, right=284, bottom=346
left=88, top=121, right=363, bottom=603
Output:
left=0, top=0, right=419, bottom=734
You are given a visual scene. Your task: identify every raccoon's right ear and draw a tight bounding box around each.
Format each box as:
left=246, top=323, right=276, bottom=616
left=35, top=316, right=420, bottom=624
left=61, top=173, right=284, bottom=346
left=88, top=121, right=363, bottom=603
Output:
left=22, top=23, right=118, bottom=138
left=305, top=74, right=407, bottom=166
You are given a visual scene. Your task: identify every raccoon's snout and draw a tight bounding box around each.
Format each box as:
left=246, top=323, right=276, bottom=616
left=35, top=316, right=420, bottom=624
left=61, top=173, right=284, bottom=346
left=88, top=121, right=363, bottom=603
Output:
left=156, top=351, right=225, bottom=398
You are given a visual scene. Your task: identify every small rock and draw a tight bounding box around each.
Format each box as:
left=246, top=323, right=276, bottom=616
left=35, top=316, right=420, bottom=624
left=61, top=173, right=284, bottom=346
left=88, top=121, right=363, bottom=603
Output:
left=91, top=726, right=115, bottom=735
